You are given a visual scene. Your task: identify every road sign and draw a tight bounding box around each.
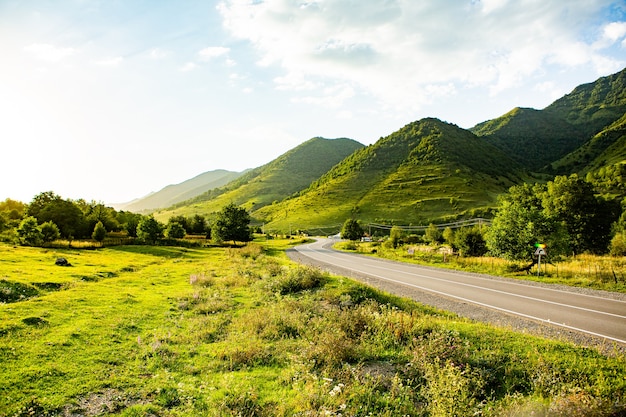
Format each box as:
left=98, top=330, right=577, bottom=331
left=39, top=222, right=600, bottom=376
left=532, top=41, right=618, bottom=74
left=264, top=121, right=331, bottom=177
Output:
left=534, top=247, right=547, bottom=256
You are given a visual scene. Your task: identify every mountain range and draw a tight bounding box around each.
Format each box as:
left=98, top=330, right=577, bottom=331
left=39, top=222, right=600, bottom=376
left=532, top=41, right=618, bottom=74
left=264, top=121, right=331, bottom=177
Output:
left=140, top=67, right=626, bottom=233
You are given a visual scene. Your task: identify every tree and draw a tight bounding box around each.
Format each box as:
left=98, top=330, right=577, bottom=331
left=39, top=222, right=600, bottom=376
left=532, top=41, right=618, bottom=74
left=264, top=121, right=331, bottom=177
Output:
left=486, top=183, right=569, bottom=261
left=424, top=223, right=442, bottom=245
left=455, top=226, right=487, bottom=257
left=610, top=231, right=626, bottom=256
left=442, top=227, right=456, bottom=249
left=542, top=174, right=619, bottom=254
left=137, top=216, right=164, bottom=244
left=26, top=191, right=61, bottom=219
left=40, top=221, right=60, bottom=243
left=168, top=215, right=190, bottom=233
left=389, top=225, right=404, bottom=249
left=340, top=219, right=363, bottom=241
left=17, top=216, right=43, bottom=246
left=92, top=221, right=107, bottom=242
left=83, top=202, right=120, bottom=233
left=27, top=192, right=87, bottom=239
left=118, top=211, right=142, bottom=237
left=165, top=221, right=186, bottom=239
left=189, top=214, right=207, bottom=235
left=211, top=203, right=252, bottom=244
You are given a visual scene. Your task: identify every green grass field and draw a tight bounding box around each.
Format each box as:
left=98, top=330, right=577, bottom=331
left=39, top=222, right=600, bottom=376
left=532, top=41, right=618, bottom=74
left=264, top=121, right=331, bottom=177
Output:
left=1, top=240, right=624, bottom=416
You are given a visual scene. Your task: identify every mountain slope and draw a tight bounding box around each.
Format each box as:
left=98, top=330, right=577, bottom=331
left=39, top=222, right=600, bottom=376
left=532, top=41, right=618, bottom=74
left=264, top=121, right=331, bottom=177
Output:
left=550, top=113, right=626, bottom=175
left=544, top=67, right=626, bottom=136
left=471, top=67, right=626, bottom=172
left=116, top=169, right=242, bottom=212
left=254, top=118, right=526, bottom=231
left=471, top=107, right=585, bottom=170
left=153, top=137, right=364, bottom=220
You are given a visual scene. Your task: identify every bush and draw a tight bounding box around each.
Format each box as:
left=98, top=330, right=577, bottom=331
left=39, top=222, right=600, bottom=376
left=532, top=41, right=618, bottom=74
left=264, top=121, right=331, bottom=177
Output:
left=609, top=231, right=626, bottom=256
left=266, top=266, right=326, bottom=295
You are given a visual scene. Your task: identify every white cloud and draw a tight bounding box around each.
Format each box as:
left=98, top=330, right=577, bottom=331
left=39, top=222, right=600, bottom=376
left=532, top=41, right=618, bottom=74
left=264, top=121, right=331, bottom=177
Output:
left=93, top=56, right=123, bottom=67
left=602, top=21, right=626, bottom=43
left=292, top=84, right=355, bottom=108
left=197, top=46, right=230, bottom=61
left=24, top=43, right=76, bottom=62
left=179, top=62, right=197, bottom=72
left=217, top=0, right=623, bottom=114
left=149, top=48, right=170, bottom=59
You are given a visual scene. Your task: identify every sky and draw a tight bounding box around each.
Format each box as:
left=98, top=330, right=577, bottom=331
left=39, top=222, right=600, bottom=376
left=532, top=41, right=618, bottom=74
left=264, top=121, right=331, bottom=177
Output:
left=1, top=0, right=625, bottom=205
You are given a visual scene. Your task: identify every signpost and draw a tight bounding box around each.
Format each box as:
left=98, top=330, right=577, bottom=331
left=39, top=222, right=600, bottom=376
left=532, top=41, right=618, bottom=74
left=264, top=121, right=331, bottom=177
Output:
left=534, top=243, right=547, bottom=276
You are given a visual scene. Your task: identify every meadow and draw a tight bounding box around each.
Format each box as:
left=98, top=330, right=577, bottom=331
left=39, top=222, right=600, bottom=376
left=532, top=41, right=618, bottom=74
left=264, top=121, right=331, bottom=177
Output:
left=1, top=239, right=625, bottom=416
left=338, top=240, right=626, bottom=293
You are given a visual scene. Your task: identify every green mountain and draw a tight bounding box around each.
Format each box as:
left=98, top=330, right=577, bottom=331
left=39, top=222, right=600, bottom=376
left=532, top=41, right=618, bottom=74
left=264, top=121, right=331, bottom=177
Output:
left=471, top=107, right=585, bottom=170
left=254, top=118, right=525, bottom=232
left=471, top=67, right=626, bottom=172
left=550, top=113, right=626, bottom=175
left=116, top=169, right=242, bottom=212
left=153, top=137, right=364, bottom=220
left=544, top=67, right=626, bottom=136
left=149, top=67, right=625, bottom=232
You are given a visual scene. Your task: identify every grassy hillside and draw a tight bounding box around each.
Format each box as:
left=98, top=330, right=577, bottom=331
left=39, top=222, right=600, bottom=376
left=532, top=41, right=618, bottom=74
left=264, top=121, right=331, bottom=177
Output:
left=544, top=66, right=626, bottom=137
left=118, top=169, right=242, bottom=212
left=153, top=137, right=363, bottom=221
left=1, top=241, right=624, bottom=416
left=471, top=107, right=586, bottom=170
left=549, top=113, right=626, bottom=176
left=255, top=119, right=525, bottom=232
left=471, top=67, right=626, bottom=173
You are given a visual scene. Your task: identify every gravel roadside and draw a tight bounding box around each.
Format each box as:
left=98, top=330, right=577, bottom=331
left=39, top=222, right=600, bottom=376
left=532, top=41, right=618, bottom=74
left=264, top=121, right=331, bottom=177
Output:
left=286, top=247, right=626, bottom=356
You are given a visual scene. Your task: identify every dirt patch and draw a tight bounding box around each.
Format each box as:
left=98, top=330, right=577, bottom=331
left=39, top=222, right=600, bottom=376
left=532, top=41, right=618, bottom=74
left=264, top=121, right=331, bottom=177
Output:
left=62, top=389, right=151, bottom=417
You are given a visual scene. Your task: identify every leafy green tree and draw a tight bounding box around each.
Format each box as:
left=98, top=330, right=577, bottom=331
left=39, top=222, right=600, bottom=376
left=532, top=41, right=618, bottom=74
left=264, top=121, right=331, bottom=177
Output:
left=486, top=183, right=569, bottom=261
left=610, top=231, right=626, bottom=256
left=455, top=226, right=487, bottom=257
left=83, top=202, right=120, bottom=233
left=212, top=203, right=252, bottom=244
left=168, top=215, right=190, bottom=232
left=389, top=225, right=404, bottom=249
left=189, top=214, right=207, bottom=234
left=40, top=221, right=60, bottom=243
left=543, top=174, right=619, bottom=254
left=118, top=211, right=142, bottom=237
left=340, top=219, right=363, bottom=241
left=0, top=198, right=26, bottom=227
left=27, top=192, right=87, bottom=239
left=17, top=216, right=43, bottom=246
left=424, top=223, right=442, bottom=245
left=442, top=227, right=456, bottom=249
left=137, top=216, right=164, bottom=244
left=92, top=221, right=107, bottom=242
left=165, top=221, right=186, bottom=239
left=26, top=191, right=61, bottom=219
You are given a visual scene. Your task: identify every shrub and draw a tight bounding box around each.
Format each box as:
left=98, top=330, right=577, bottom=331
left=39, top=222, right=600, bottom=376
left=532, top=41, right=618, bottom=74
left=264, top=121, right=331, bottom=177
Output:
left=609, top=231, right=626, bottom=256
left=266, top=266, right=326, bottom=295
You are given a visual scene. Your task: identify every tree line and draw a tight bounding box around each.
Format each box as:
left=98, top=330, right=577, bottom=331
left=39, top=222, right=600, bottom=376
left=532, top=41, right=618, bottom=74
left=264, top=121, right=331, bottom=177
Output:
left=342, top=174, right=626, bottom=259
left=0, top=192, right=252, bottom=247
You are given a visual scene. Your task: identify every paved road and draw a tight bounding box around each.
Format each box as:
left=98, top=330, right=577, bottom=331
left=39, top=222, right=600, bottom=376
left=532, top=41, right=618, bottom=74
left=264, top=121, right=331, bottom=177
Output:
left=291, top=238, right=626, bottom=345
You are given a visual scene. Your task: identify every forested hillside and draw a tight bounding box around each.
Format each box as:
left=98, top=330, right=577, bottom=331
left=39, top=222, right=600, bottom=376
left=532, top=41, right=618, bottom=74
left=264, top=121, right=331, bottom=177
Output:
left=471, top=67, right=626, bottom=173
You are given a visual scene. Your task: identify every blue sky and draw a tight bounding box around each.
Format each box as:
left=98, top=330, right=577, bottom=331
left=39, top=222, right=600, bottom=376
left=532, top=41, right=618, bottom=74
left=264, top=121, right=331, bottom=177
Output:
left=1, top=0, right=625, bottom=205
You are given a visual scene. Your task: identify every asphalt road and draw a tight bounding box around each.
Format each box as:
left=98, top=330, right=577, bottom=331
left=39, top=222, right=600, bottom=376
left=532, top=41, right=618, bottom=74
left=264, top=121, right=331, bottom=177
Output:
left=290, top=238, right=626, bottom=345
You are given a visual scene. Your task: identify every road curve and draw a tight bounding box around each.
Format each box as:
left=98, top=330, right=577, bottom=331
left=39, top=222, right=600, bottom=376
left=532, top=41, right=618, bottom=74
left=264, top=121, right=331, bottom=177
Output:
left=290, top=238, right=626, bottom=346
